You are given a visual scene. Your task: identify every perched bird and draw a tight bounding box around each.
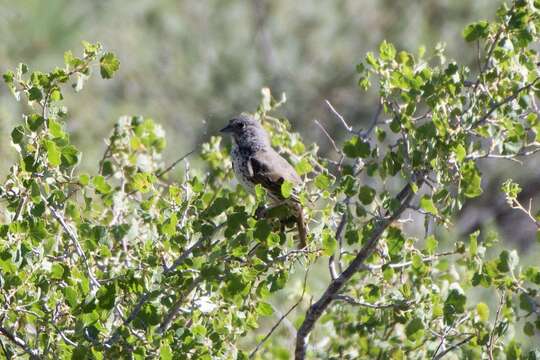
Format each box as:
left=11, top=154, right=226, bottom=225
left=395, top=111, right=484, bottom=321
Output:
left=220, top=114, right=307, bottom=248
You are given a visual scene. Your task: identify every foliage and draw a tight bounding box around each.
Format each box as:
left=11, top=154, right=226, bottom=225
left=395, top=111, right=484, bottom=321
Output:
left=1, top=1, right=540, bottom=359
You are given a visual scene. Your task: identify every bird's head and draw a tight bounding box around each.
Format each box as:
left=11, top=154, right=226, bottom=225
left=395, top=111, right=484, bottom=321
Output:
left=220, top=114, right=270, bottom=148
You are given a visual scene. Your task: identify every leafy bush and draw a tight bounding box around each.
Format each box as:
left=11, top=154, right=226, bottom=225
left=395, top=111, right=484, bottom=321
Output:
left=1, top=1, right=540, bottom=359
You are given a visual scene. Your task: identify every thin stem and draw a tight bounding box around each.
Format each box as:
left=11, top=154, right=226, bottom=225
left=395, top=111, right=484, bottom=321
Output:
left=249, top=269, right=310, bottom=359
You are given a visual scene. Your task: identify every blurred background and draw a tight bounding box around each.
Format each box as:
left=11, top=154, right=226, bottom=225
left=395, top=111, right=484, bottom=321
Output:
left=2, top=0, right=539, bottom=352
left=0, top=0, right=495, bottom=167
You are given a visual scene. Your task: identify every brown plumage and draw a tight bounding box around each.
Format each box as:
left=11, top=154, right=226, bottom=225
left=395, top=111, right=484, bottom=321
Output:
left=220, top=114, right=307, bottom=248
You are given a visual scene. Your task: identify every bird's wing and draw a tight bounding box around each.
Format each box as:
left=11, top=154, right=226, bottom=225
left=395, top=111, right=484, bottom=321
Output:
left=249, top=150, right=302, bottom=202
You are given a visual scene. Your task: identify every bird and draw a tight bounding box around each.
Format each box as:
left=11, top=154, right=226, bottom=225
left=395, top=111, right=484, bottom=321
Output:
left=220, top=114, right=307, bottom=248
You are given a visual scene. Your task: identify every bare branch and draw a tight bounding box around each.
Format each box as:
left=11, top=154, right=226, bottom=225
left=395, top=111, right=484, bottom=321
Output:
left=325, top=99, right=353, bottom=133
left=314, top=119, right=344, bottom=170
left=467, top=145, right=540, bottom=162
left=360, top=101, right=383, bottom=139
left=156, top=148, right=197, bottom=179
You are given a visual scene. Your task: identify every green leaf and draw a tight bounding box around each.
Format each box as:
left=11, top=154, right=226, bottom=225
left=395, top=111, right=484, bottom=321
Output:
left=99, top=52, right=120, bottom=79
left=256, top=302, right=274, bottom=316
left=314, top=174, right=331, bottom=190
left=425, top=235, right=438, bottom=254
left=50, top=263, right=64, bottom=280
left=63, top=286, right=79, bottom=308
left=295, top=158, right=313, bottom=175
left=79, top=173, right=90, bottom=186
left=476, top=302, right=489, bottom=322
left=97, top=283, right=116, bottom=310
left=254, top=184, right=267, bottom=201
left=11, top=126, right=24, bottom=144
left=254, top=220, right=272, bottom=242
left=26, top=114, right=45, bottom=131
left=61, top=145, right=81, bottom=167
left=463, top=20, right=489, bottom=42
left=469, top=230, right=479, bottom=257
left=405, top=317, right=424, bottom=341
left=358, top=185, right=376, bottom=205
left=419, top=195, right=438, bottom=215
left=524, top=322, right=535, bottom=337
left=343, top=136, right=370, bottom=158
left=45, top=140, right=61, bottom=167
left=322, top=228, right=337, bottom=256
left=461, top=161, right=483, bottom=198
left=49, top=88, right=63, bottom=101
left=28, top=86, right=42, bottom=101
left=453, top=144, right=466, bottom=163
left=159, top=341, right=173, bottom=360
left=444, top=286, right=467, bottom=324
left=281, top=180, right=294, bottom=199
left=380, top=40, right=397, bottom=61
left=132, top=172, right=153, bottom=193
left=93, top=175, right=112, bottom=194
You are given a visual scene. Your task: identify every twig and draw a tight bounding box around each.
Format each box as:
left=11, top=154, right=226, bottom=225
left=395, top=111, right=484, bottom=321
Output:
left=467, top=145, right=540, bottom=162
left=0, top=326, right=40, bottom=360
left=506, top=195, right=540, bottom=228
left=43, top=194, right=100, bottom=291
left=156, top=149, right=197, bottom=179
left=12, top=190, right=28, bottom=222
left=104, top=292, right=151, bottom=348
left=249, top=269, right=310, bottom=359
left=433, top=334, right=474, bottom=360
left=333, top=295, right=412, bottom=309
left=487, top=292, right=505, bottom=360
left=324, top=99, right=354, bottom=133
left=314, top=119, right=344, bottom=169
left=365, top=250, right=458, bottom=272
left=158, top=223, right=227, bottom=334
left=432, top=314, right=470, bottom=359
left=157, top=277, right=203, bottom=334
left=104, top=221, right=226, bottom=348
left=360, top=101, right=382, bottom=139
left=472, top=78, right=540, bottom=128
left=163, top=237, right=205, bottom=275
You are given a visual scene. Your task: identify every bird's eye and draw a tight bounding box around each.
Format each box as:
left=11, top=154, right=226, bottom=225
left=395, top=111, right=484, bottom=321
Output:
left=238, top=122, right=245, bottom=128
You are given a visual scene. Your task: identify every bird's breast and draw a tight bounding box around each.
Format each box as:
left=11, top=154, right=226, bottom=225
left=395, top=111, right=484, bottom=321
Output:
left=231, top=145, right=255, bottom=193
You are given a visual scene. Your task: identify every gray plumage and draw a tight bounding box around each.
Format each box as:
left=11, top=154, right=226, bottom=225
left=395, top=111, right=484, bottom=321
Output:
left=220, top=114, right=307, bottom=247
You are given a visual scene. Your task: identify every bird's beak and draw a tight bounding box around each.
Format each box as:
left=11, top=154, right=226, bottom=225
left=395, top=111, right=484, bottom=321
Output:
left=220, top=124, right=233, bottom=133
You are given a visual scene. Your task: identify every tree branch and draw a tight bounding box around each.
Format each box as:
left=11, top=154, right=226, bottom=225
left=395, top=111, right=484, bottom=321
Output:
left=0, top=326, right=40, bottom=360
left=333, top=295, right=412, bottom=309
left=294, top=177, right=422, bottom=359
left=156, top=148, right=197, bottom=179
left=433, top=334, right=474, bottom=360
left=43, top=194, right=100, bottom=291
left=472, top=78, right=540, bottom=128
